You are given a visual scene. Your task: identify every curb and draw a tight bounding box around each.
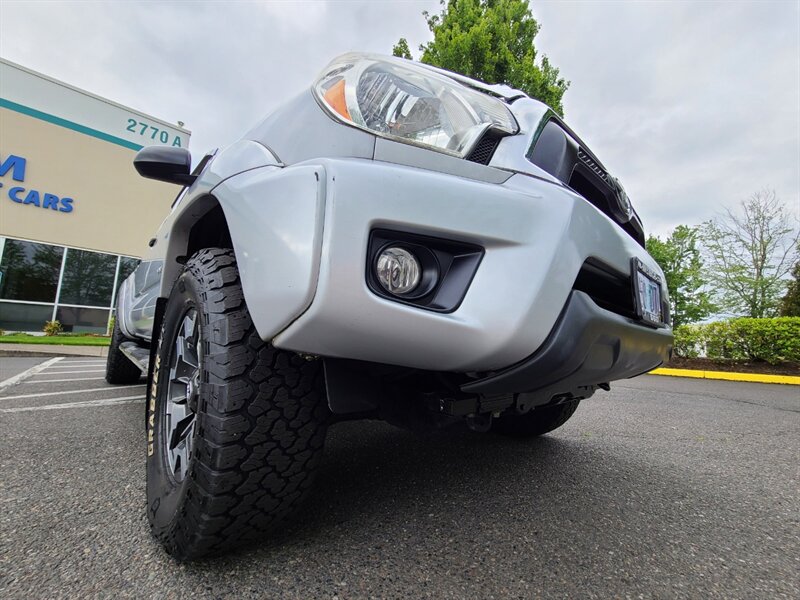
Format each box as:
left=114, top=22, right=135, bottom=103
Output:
left=650, top=368, right=800, bottom=386
left=0, top=343, right=109, bottom=358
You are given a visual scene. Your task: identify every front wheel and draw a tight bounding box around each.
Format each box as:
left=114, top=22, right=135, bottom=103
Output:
left=492, top=400, right=580, bottom=437
left=146, top=248, right=329, bottom=560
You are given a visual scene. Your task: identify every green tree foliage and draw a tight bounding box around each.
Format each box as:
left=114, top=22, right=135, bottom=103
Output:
left=702, top=189, right=799, bottom=318
left=395, top=0, right=569, bottom=115
left=392, top=38, right=413, bottom=59
left=780, top=260, right=800, bottom=316
left=646, top=225, right=714, bottom=327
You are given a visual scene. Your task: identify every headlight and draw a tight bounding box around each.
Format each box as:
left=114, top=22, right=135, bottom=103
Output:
left=313, top=53, right=518, bottom=158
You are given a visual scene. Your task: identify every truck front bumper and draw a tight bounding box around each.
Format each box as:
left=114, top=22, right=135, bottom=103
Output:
left=217, top=157, right=672, bottom=377
left=461, top=290, right=673, bottom=396
left=269, top=158, right=670, bottom=375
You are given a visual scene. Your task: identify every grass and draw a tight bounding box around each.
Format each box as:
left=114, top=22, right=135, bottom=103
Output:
left=0, top=333, right=111, bottom=346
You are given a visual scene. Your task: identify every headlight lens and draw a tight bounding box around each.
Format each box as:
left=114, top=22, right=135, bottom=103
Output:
left=314, top=53, right=518, bottom=158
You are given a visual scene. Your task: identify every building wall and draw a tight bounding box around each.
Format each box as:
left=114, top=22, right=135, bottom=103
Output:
left=1, top=58, right=190, bottom=257
left=1, top=107, right=180, bottom=256
left=0, top=58, right=191, bottom=332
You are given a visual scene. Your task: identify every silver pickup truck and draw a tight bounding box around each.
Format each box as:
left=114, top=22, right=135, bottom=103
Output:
left=107, top=53, right=673, bottom=560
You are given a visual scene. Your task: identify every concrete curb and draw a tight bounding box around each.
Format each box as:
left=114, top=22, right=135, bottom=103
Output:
left=650, top=367, right=800, bottom=386
left=0, top=343, right=109, bottom=358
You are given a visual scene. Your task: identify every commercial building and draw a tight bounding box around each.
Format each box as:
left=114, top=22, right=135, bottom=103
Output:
left=0, top=58, right=190, bottom=333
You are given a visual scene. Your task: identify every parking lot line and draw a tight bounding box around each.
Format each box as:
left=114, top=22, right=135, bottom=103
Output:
left=33, top=369, right=106, bottom=375
left=1, top=384, right=145, bottom=401
left=26, top=377, right=107, bottom=384
left=0, top=357, right=63, bottom=392
left=58, top=359, right=105, bottom=362
left=43, top=365, right=106, bottom=371
left=0, top=395, right=144, bottom=413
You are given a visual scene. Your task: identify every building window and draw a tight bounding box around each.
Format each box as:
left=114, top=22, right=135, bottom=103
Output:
left=0, top=239, right=63, bottom=302
left=59, top=248, right=117, bottom=307
left=0, top=301, right=54, bottom=332
left=0, top=236, right=142, bottom=333
left=55, top=306, right=111, bottom=334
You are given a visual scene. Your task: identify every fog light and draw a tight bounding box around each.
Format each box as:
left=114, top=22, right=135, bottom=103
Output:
left=376, top=247, right=421, bottom=296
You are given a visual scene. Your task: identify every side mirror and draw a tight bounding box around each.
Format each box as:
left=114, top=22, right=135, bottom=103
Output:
left=133, top=146, right=195, bottom=186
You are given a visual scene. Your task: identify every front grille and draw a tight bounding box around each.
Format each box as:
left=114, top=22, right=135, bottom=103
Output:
left=572, top=259, right=636, bottom=320
left=577, top=148, right=610, bottom=185
left=466, top=134, right=501, bottom=165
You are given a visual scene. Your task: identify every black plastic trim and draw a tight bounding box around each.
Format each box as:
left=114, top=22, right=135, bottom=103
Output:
left=461, top=290, right=673, bottom=396
left=466, top=131, right=503, bottom=165
left=366, top=229, right=484, bottom=313
left=526, top=115, right=646, bottom=247
left=134, top=146, right=196, bottom=186
left=573, top=258, right=637, bottom=320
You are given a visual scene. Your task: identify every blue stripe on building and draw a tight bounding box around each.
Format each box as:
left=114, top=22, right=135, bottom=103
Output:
left=0, top=98, right=144, bottom=151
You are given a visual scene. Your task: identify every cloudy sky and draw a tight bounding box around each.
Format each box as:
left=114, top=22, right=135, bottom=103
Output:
left=1, top=0, right=798, bottom=237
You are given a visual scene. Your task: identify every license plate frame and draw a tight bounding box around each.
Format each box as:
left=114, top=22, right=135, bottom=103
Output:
left=632, top=258, right=664, bottom=327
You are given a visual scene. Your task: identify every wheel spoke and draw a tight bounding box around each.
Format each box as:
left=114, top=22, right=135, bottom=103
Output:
left=172, top=437, right=189, bottom=480
left=168, top=378, right=188, bottom=404
left=163, top=309, right=201, bottom=483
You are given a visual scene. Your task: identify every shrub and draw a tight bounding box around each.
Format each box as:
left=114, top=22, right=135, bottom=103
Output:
left=727, top=318, right=800, bottom=363
left=673, top=324, right=704, bottom=358
left=703, top=320, right=740, bottom=360
left=43, top=320, right=63, bottom=336
left=673, top=317, right=800, bottom=364
left=107, top=315, right=116, bottom=336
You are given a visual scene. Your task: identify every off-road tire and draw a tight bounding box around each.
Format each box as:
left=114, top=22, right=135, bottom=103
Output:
left=492, top=400, right=580, bottom=437
left=146, top=248, right=329, bottom=561
left=105, top=320, right=143, bottom=384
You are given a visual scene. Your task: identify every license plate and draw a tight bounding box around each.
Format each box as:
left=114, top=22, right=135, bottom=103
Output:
left=632, top=258, right=663, bottom=326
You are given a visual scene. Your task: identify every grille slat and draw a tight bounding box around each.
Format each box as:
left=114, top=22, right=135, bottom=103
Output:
left=466, top=135, right=501, bottom=165
left=577, top=148, right=610, bottom=184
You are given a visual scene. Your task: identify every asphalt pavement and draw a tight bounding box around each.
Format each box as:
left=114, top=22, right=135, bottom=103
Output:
left=0, top=356, right=50, bottom=383
left=0, top=358, right=798, bottom=599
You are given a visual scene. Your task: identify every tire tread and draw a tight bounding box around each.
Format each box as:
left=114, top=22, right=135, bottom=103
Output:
left=493, top=400, right=580, bottom=437
left=105, top=321, right=143, bottom=384
left=151, top=248, right=328, bottom=560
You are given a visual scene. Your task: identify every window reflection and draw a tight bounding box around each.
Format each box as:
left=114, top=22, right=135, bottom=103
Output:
left=0, top=301, right=54, bottom=331
left=118, top=257, right=140, bottom=288
left=0, top=239, right=63, bottom=302
left=59, top=248, right=117, bottom=307
left=56, top=306, right=111, bottom=334
left=0, top=238, right=143, bottom=331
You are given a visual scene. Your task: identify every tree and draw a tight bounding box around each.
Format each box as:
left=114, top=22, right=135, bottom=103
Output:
left=392, top=38, right=413, bottom=60
left=394, top=0, right=569, bottom=116
left=701, top=189, right=799, bottom=318
left=646, top=225, right=715, bottom=327
left=780, top=260, right=800, bottom=316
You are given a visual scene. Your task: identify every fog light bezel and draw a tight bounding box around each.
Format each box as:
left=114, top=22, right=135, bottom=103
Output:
left=366, top=229, right=484, bottom=313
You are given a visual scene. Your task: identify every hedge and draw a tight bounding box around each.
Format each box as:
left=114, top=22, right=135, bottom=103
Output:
left=673, top=317, right=800, bottom=364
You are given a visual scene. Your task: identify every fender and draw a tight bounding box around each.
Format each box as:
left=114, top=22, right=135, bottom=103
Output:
left=210, top=164, right=327, bottom=341
left=154, top=140, right=327, bottom=343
